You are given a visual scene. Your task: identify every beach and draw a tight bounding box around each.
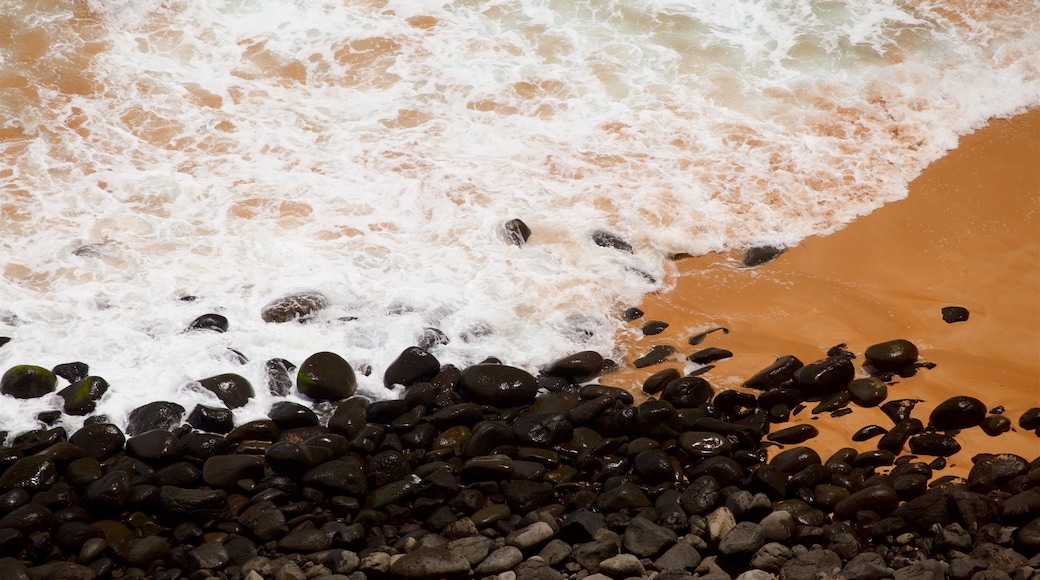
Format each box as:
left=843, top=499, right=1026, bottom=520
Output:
left=611, top=108, right=1040, bottom=477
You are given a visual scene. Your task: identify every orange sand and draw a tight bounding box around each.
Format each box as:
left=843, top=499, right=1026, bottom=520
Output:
left=610, top=109, right=1040, bottom=478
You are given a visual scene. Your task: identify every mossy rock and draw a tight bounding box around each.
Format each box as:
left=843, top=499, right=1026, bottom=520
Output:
left=58, top=376, right=110, bottom=415
left=1, top=365, right=58, bottom=399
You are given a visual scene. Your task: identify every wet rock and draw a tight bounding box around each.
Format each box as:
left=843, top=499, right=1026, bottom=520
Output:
left=186, top=405, right=235, bottom=434
left=52, top=361, right=88, bottom=384
left=278, top=523, right=331, bottom=552
left=57, top=376, right=109, bottom=416
left=25, top=562, right=96, bottom=580
left=187, top=313, right=228, bottom=332
left=929, top=395, right=987, bottom=430
left=260, top=291, right=328, bottom=323
left=848, top=377, right=888, bottom=407
left=719, top=521, right=765, bottom=556
left=194, top=373, right=254, bottom=409
left=623, top=307, right=644, bottom=321
left=941, top=306, right=970, bottom=323
left=69, top=423, right=125, bottom=460
left=388, top=547, right=471, bottom=579
left=793, top=355, right=854, bottom=396
left=474, top=545, right=523, bottom=575
left=864, top=339, right=919, bottom=372
left=744, top=355, right=803, bottom=391
left=643, top=368, right=681, bottom=395
left=84, top=469, right=130, bottom=511
left=264, top=358, right=295, bottom=397
left=679, top=431, right=732, bottom=459
left=503, top=218, right=532, bottom=246
left=771, top=447, right=821, bottom=476
left=633, top=345, right=676, bottom=368
left=591, top=230, right=633, bottom=253
left=1, top=365, right=57, bottom=399
left=779, top=548, right=842, bottom=580
left=0, top=457, right=57, bottom=493
left=459, top=363, right=539, bottom=408
left=852, top=425, right=887, bottom=442
left=543, top=350, right=604, bottom=383
left=908, top=432, right=962, bottom=456
left=267, top=401, right=318, bottom=429
left=158, top=486, right=228, bottom=523
left=384, top=346, right=440, bottom=389
left=297, top=352, right=357, bottom=401
left=126, top=402, right=185, bottom=437
left=597, top=481, right=650, bottom=512
left=688, top=347, right=733, bottom=365
left=981, top=414, right=1012, bottom=436
left=967, top=454, right=1030, bottom=491
left=506, top=521, right=555, bottom=550
left=125, top=535, right=171, bottom=568
left=835, top=485, right=899, bottom=520
left=656, top=539, right=702, bottom=572
left=742, top=245, right=786, bottom=267
left=303, top=459, right=367, bottom=496
left=0, top=504, right=53, bottom=534
left=660, top=376, right=714, bottom=408
left=126, top=430, right=182, bottom=465
left=1019, top=408, right=1040, bottom=431
left=202, top=455, right=265, bottom=488
left=767, top=424, right=819, bottom=444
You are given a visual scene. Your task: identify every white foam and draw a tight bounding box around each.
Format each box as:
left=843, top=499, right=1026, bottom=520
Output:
left=1, top=0, right=1037, bottom=438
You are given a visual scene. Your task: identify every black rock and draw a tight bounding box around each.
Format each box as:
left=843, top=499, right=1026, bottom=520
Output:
left=929, top=396, right=987, bottom=430
left=1018, top=407, right=1040, bottom=431
left=260, top=291, right=329, bottom=323
left=297, top=351, right=357, bottom=401
left=384, top=346, right=440, bottom=389
left=69, top=423, right=125, bottom=460
left=877, top=418, right=924, bottom=454
left=268, top=401, right=319, bottom=429
left=687, top=347, right=733, bottom=365
left=847, top=377, right=887, bottom=407
left=834, top=484, right=899, bottom=520
left=0, top=503, right=53, bottom=534
left=880, top=399, right=922, bottom=424
left=0, top=456, right=57, bottom=493
left=418, top=327, right=450, bottom=351
left=793, top=356, right=854, bottom=396
left=84, top=469, right=130, bottom=512
left=52, top=362, right=89, bottom=384
left=642, top=368, right=680, bottom=396
left=503, top=218, right=532, bottom=246
left=908, top=432, right=962, bottom=457
left=543, top=351, right=604, bottom=383
left=57, top=376, right=109, bottom=416
left=186, top=405, right=235, bottom=434
left=851, top=425, right=887, bottom=442
left=186, top=313, right=228, bottom=332
left=264, top=358, right=295, bottom=397
left=742, top=245, right=785, bottom=267
left=159, top=486, right=228, bottom=523
left=767, top=424, right=819, bottom=444
left=622, top=307, right=644, bottom=321
left=126, top=430, right=183, bottom=465
left=863, top=339, right=919, bottom=372
left=980, top=414, right=1012, bottom=436
left=591, top=230, right=634, bottom=253
left=641, top=320, right=669, bottom=335
left=771, top=447, right=821, bottom=476
left=0, top=365, right=57, bottom=399
left=126, top=402, right=185, bottom=436
left=967, top=454, right=1030, bottom=492
left=459, top=363, right=539, bottom=408
left=201, top=455, right=265, bottom=488
left=744, top=355, right=803, bottom=390
left=678, top=431, right=732, bottom=458
left=941, top=306, right=970, bottom=323
left=512, top=412, right=573, bottom=447
left=633, top=345, right=676, bottom=368
left=194, top=373, right=255, bottom=409
left=660, top=376, right=714, bottom=408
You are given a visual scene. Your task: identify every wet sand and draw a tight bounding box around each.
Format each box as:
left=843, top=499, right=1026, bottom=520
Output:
left=610, top=108, right=1040, bottom=477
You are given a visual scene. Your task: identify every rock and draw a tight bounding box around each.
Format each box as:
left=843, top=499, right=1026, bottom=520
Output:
left=261, top=291, right=328, bottom=323
left=852, top=425, right=888, bottom=442
left=941, top=306, right=970, bottom=323
left=779, top=548, right=841, bottom=580
left=1, top=365, right=57, bottom=399
left=187, top=313, right=228, bottom=332
left=591, top=230, right=633, bottom=252
left=793, top=356, right=854, bottom=396
left=767, top=424, right=818, bottom=444
left=719, top=521, right=765, bottom=556
left=303, top=459, right=368, bottom=496
left=459, top=363, right=539, bottom=408
left=0, top=504, right=53, bottom=534
left=750, top=542, right=793, bottom=573
left=840, top=552, right=893, bottom=580
left=194, top=373, right=254, bottom=409
left=744, top=355, right=803, bottom=391
left=660, top=376, right=714, bottom=408
left=126, top=535, right=171, bottom=568
left=475, top=546, right=523, bottom=575
left=967, top=454, right=1030, bottom=491
left=864, top=339, right=919, bottom=372
left=706, top=506, right=737, bottom=543
left=908, top=432, right=962, bottom=456
left=388, top=547, right=471, bottom=579
left=57, top=376, right=109, bottom=416
left=278, top=524, right=331, bottom=552
left=0, top=456, right=57, bottom=493
left=623, top=307, right=644, bottom=321
left=981, top=415, right=1012, bottom=436
left=835, top=485, right=899, bottom=520
left=848, top=377, right=888, bottom=407
left=633, top=345, right=676, bottom=368
left=264, top=358, right=295, bottom=397
left=126, top=430, right=182, bottom=464
left=742, top=245, right=785, bottom=267
left=506, top=521, right=555, bottom=550
left=159, top=486, right=228, bottom=523
left=760, top=511, right=795, bottom=542
left=268, top=401, right=318, bottom=429
left=929, top=396, right=987, bottom=430
left=623, top=516, right=677, bottom=557
left=188, top=540, right=230, bottom=572
left=84, top=469, right=130, bottom=511
left=126, top=401, right=185, bottom=436
left=597, top=481, right=650, bottom=512
left=688, top=347, right=733, bottom=364
left=297, top=352, right=357, bottom=401
left=186, top=404, right=235, bottom=434
left=543, top=351, right=604, bottom=383
left=737, top=571, right=777, bottom=580
left=69, top=423, right=125, bottom=460
left=202, top=455, right=265, bottom=488
left=447, top=535, right=492, bottom=566
left=892, top=558, right=948, bottom=580
left=656, top=539, right=702, bottom=572
left=771, top=446, right=821, bottom=476
left=503, top=218, right=532, bottom=246
left=384, top=346, right=440, bottom=389
left=641, top=320, right=669, bottom=335
left=1019, top=408, right=1040, bottom=430
left=599, top=553, right=644, bottom=578
left=25, top=562, right=96, bottom=580
left=512, top=412, right=573, bottom=447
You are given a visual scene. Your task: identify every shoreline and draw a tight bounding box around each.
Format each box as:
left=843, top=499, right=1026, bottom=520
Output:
left=610, top=108, right=1040, bottom=476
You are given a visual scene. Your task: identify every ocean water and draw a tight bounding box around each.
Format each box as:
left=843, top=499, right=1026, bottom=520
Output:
left=1, top=0, right=1037, bottom=437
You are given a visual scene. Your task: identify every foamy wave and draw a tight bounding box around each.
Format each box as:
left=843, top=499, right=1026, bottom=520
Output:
left=0, top=0, right=1037, bottom=437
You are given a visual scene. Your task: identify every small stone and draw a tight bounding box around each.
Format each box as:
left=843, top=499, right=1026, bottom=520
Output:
left=742, top=245, right=785, bottom=267
left=388, top=547, right=471, bottom=579
left=688, top=347, right=733, bottom=365
left=655, top=539, right=702, bottom=572
left=779, top=548, right=841, bottom=580
left=187, top=313, right=229, bottom=332
left=506, top=521, right=555, bottom=550
left=591, top=230, right=633, bottom=253
left=641, top=320, right=669, bottom=335
left=459, top=363, right=539, bottom=408
left=261, top=291, right=328, bottom=323
left=543, top=351, right=604, bottom=383
left=622, top=307, right=644, bottom=321
left=126, top=401, right=185, bottom=436
left=848, top=377, right=888, bottom=407
left=719, top=521, right=765, bottom=556
left=623, top=516, right=677, bottom=557
left=503, top=218, right=532, bottom=246
left=598, top=553, right=644, bottom=578
left=864, top=339, right=919, bottom=372
left=633, top=345, right=676, bottom=368
left=474, top=546, right=523, bottom=575
left=941, top=306, right=969, bottom=323
left=929, top=396, right=987, bottom=430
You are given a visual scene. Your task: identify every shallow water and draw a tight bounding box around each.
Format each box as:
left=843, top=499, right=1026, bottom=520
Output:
left=1, top=0, right=1038, bottom=437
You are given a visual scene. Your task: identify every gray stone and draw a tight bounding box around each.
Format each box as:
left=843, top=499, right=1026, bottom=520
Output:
left=760, top=510, right=795, bottom=542
left=719, top=521, right=764, bottom=556
left=572, top=540, right=619, bottom=573
left=655, top=539, right=702, bottom=571
left=623, top=516, right=678, bottom=557
left=840, top=552, right=893, bottom=580
left=599, top=553, right=644, bottom=578
left=893, top=559, right=948, bottom=580
left=736, top=571, right=776, bottom=580
left=388, top=548, right=471, bottom=579
left=538, top=539, right=572, bottom=566
left=447, top=535, right=492, bottom=566
left=513, top=558, right=564, bottom=579
left=779, top=548, right=841, bottom=580
left=751, top=542, right=793, bottom=573
left=189, top=541, right=230, bottom=572
left=506, top=521, right=555, bottom=550
left=475, top=546, right=524, bottom=575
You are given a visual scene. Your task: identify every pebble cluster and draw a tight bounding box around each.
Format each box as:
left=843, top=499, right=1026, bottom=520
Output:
left=1, top=296, right=1039, bottom=580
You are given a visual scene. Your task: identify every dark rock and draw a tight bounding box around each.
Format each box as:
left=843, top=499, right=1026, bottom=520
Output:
left=126, top=402, right=185, bottom=437
left=202, top=455, right=265, bottom=488
left=981, top=414, right=1012, bottom=436
left=268, top=401, right=318, bottom=429
left=679, top=475, right=720, bottom=516
left=159, top=486, right=228, bottom=523
left=559, top=508, right=606, bottom=543
left=678, top=431, right=732, bottom=458
left=623, top=307, right=644, bottom=321
left=771, top=447, right=821, bottom=476
left=187, top=313, right=228, bottom=332
left=793, top=356, right=854, bottom=396
left=459, top=363, right=538, bottom=408
left=744, top=355, right=803, bottom=391
left=634, top=448, right=678, bottom=483
left=848, top=377, right=888, bottom=407
left=864, top=339, right=919, bottom=372
left=278, top=523, right=331, bottom=552
left=688, top=347, right=733, bottom=365
left=126, top=430, right=182, bottom=465
left=643, top=368, right=681, bottom=395
left=767, top=424, right=819, bottom=445
left=834, top=485, right=899, bottom=520
left=778, top=548, right=841, bottom=580
left=418, top=327, right=450, bottom=350
left=597, top=481, right=650, bottom=511
left=877, top=418, right=923, bottom=454
left=260, top=291, right=328, bottom=323
left=1019, top=408, right=1040, bottom=430
left=591, top=230, right=633, bottom=252
left=186, top=405, right=234, bottom=434
left=967, top=454, right=1030, bottom=491
left=503, top=218, right=532, bottom=246
left=384, top=346, right=440, bottom=389
left=0, top=457, right=56, bottom=493
left=297, top=352, right=357, bottom=401
left=660, top=376, right=714, bottom=408
left=194, top=373, right=254, bottom=409
left=852, top=425, right=887, bottom=442
left=264, top=358, right=295, bottom=397
left=187, top=540, right=229, bottom=572
left=25, top=562, right=96, bottom=580
left=512, top=412, right=573, bottom=447
left=1, top=366, right=57, bottom=399
left=880, top=399, right=921, bottom=424
left=633, top=345, right=676, bottom=368
left=543, top=351, right=604, bottom=383
left=69, top=423, right=125, bottom=460
left=929, top=395, right=987, bottom=430
left=303, top=459, right=367, bottom=496
left=0, top=504, right=53, bottom=534
left=84, top=469, right=130, bottom=511
left=126, top=534, right=171, bottom=568
left=720, top=521, right=765, bottom=556
left=941, top=306, right=969, bottom=323
left=642, top=320, right=669, bottom=335
left=51, top=362, right=88, bottom=384
left=742, top=245, right=786, bottom=267
left=57, top=376, right=109, bottom=416
left=908, top=432, right=962, bottom=456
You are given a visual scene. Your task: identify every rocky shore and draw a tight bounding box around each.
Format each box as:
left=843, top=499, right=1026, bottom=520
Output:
left=1, top=320, right=1039, bottom=580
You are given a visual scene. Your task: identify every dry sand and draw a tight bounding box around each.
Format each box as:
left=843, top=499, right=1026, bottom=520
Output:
left=609, top=108, right=1040, bottom=478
